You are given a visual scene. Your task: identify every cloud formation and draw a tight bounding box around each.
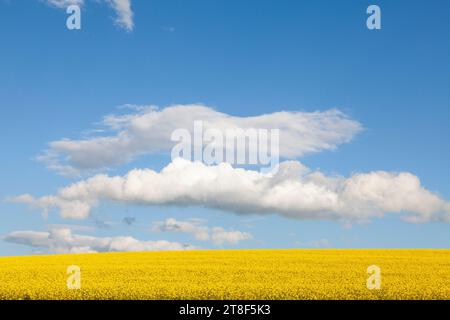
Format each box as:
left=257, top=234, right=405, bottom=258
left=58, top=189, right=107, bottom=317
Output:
left=38, top=104, right=362, bottom=175
left=210, top=227, right=252, bottom=245
left=3, top=227, right=193, bottom=254
left=44, top=0, right=134, bottom=31
left=153, top=218, right=252, bottom=245
left=12, top=159, right=450, bottom=223
left=104, top=0, right=133, bottom=31
left=45, top=0, right=84, bottom=8
left=153, top=218, right=210, bottom=241
left=122, top=216, right=136, bottom=225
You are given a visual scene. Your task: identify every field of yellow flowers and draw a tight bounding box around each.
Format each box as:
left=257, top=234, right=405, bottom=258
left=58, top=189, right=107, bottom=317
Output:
left=0, top=249, right=448, bottom=300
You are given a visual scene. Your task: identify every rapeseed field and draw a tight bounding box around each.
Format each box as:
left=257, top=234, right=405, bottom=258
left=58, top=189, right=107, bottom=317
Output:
left=0, top=249, right=448, bottom=300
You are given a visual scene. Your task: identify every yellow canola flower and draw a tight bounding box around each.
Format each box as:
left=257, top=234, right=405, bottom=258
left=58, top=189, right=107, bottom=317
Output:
left=0, top=249, right=448, bottom=300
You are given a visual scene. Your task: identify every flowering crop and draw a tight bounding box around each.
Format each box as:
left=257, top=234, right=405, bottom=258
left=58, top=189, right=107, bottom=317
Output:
left=0, top=249, right=448, bottom=300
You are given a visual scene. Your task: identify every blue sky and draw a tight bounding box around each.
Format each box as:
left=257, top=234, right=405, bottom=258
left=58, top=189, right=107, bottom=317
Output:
left=0, top=0, right=449, bottom=255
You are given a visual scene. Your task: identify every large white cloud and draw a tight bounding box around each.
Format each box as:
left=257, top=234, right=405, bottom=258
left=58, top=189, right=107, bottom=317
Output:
left=12, top=159, right=450, bottom=223
left=153, top=218, right=252, bottom=245
left=38, top=104, right=362, bottom=175
left=3, top=227, right=194, bottom=254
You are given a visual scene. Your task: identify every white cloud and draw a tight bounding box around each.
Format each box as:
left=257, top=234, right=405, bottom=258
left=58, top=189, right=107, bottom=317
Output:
left=43, top=0, right=134, bottom=31
left=44, top=0, right=84, bottom=8
left=3, top=226, right=194, bottom=254
left=210, top=227, right=252, bottom=245
left=38, top=104, right=362, bottom=175
left=104, top=0, right=133, bottom=31
left=153, top=218, right=252, bottom=245
left=153, top=218, right=210, bottom=241
left=12, top=159, right=450, bottom=223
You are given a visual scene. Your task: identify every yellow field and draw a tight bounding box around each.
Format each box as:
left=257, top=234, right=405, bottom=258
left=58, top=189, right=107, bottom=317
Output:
left=0, top=249, right=448, bottom=300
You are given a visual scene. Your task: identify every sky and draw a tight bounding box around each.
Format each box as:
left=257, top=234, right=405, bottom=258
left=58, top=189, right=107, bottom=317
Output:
left=0, top=0, right=449, bottom=256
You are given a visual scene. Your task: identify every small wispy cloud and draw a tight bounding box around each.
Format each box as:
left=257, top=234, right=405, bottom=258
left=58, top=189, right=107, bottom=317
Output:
left=123, top=216, right=136, bottom=225
left=42, top=0, right=134, bottom=31
left=153, top=218, right=252, bottom=245
left=104, top=0, right=134, bottom=31
left=3, top=226, right=194, bottom=254
left=161, top=26, right=175, bottom=32
left=44, top=0, right=84, bottom=8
